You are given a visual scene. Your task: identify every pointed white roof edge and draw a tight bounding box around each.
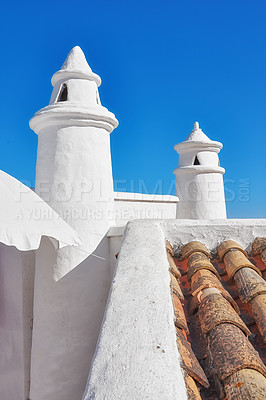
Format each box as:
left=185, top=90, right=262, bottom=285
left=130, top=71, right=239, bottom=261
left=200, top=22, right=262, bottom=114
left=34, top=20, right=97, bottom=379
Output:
left=51, top=46, right=101, bottom=87
left=0, top=170, right=82, bottom=252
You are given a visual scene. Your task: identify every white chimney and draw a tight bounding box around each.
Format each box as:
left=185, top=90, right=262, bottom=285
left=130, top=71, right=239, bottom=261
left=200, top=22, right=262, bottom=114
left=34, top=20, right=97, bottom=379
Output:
left=30, top=46, right=118, bottom=277
left=174, top=122, right=227, bottom=219
left=29, top=47, right=118, bottom=400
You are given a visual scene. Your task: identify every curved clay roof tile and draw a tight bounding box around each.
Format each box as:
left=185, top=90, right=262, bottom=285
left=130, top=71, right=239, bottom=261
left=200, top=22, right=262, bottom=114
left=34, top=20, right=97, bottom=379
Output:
left=187, top=252, right=220, bottom=281
left=252, top=237, right=266, bottom=256
left=224, top=250, right=261, bottom=280
left=217, top=240, right=248, bottom=261
left=180, top=241, right=211, bottom=260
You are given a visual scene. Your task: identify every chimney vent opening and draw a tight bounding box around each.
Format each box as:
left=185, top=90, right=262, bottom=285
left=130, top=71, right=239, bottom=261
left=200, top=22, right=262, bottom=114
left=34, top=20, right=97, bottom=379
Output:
left=193, top=155, right=200, bottom=165
left=57, top=84, right=68, bottom=102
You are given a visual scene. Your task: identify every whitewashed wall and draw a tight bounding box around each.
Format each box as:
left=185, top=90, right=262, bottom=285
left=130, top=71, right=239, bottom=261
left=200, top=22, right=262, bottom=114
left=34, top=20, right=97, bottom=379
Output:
left=114, top=192, right=178, bottom=225
left=30, top=237, right=110, bottom=400
left=0, top=244, right=34, bottom=400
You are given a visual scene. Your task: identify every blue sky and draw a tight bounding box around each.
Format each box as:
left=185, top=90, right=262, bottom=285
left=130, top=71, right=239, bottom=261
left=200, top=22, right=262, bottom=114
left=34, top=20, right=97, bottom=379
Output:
left=0, top=0, right=265, bottom=218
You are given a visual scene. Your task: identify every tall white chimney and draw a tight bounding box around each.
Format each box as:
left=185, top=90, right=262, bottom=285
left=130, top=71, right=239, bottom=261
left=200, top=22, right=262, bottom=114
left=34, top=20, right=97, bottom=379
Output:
left=30, top=45, right=118, bottom=278
left=29, top=47, right=118, bottom=400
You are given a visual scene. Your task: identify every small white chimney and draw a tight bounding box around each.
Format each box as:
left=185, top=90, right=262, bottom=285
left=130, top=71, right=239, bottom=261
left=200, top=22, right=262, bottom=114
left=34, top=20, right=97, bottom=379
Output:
left=174, top=122, right=227, bottom=219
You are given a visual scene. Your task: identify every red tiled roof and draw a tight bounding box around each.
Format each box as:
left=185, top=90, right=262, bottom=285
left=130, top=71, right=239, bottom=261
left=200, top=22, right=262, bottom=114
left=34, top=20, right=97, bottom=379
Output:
left=166, top=239, right=266, bottom=400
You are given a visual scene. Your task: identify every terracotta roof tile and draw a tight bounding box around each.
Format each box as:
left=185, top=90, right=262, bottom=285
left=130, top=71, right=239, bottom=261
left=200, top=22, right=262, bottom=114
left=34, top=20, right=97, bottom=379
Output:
left=191, top=269, right=240, bottom=314
left=187, top=252, right=220, bottom=281
left=219, top=241, right=266, bottom=344
left=221, top=273, right=240, bottom=299
left=249, top=294, right=266, bottom=343
left=191, top=269, right=223, bottom=294
left=224, top=368, right=266, bottom=400
left=188, top=295, right=202, bottom=315
left=252, top=237, right=266, bottom=256
left=218, top=240, right=248, bottom=261
left=170, top=271, right=184, bottom=300
left=184, top=372, right=202, bottom=400
left=223, top=249, right=261, bottom=279
left=180, top=241, right=211, bottom=261
left=166, top=242, right=211, bottom=397
left=167, top=241, right=182, bottom=279
left=252, top=237, right=266, bottom=266
left=176, top=327, right=209, bottom=388
left=166, top=240, right=174, bottom=256
left=198, top=292, right=250, bottom=336
left=260, top=251, right=266, bottom=266
left=254, top=256, right=266, bottom=276
left=208, top=323, right=266, bottom=380
left=168, top=240, right=266, bottom=399
left=173, top=293, right=189, bottom=333
left=167, top=251, right=182, bottom=279
left=189, top=291, right=239, bottom=317
left=211, top=258, right=227, bottom=276
left=234, top=267, right=266, bottom=303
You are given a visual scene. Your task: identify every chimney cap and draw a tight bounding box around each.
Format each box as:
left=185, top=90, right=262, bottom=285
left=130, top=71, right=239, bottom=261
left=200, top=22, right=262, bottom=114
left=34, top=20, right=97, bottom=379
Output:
left=174, top=122, right=223, bottom=153
left=51, top=46, right=101, bottom=87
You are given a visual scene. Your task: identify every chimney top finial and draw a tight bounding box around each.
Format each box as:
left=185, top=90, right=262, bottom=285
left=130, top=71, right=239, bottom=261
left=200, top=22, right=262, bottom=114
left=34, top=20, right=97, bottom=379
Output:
left=194, top=121, right=199, bottom=130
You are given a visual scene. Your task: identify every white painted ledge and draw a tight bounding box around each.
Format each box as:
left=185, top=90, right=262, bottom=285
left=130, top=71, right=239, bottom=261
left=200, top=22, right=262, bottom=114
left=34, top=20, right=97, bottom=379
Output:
left=113, top=192, right=178, bottom=225
left=107, top=226, right=125, bottom=237
left=114, top=191, right=179, bottom=203
left=83, top=220, right=187, bottom=400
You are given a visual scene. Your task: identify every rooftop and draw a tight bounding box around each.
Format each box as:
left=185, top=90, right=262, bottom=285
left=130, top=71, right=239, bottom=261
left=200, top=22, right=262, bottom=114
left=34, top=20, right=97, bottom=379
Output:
left=86, top=219, right=266, bottom=400
left=169, top=237, right=266, bottom=399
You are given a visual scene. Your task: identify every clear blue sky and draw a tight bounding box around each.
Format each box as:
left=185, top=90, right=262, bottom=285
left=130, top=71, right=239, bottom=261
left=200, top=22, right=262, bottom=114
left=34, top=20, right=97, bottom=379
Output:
left=0, top=0, right=265, bottom=218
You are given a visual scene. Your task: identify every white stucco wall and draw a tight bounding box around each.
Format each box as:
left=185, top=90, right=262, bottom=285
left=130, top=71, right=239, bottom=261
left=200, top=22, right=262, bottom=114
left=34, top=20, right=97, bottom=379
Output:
left=30, top=236, right=111, bottom=400
left=108, top=233, right=122, bottom=280
left=114, top=192, right=178, bottom=225
left=83, top=220, right=187, bottom=400
left=108, top=193, right=179, bottom=277
left=175, top=171, right=226, bottom=219
left=34, top=124, right=115, bottom=277
left=0, top=244, right=35, bottom=400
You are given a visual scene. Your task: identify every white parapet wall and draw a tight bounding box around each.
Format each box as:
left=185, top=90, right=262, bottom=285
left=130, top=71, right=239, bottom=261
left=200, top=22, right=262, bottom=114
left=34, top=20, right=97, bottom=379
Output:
left=108, top=192, right=179, bottom=279
left=114, top=192, right=179, bottom=223
left=0, top=244, right=35, bottom=400
left=83, top=220, right=187, bottom=400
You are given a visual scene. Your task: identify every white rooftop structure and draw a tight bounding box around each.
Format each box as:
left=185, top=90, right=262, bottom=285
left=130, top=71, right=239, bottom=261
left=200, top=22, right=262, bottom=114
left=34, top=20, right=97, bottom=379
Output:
left=1, top=46, right=265, bottom=400
left=174, top=121, right=227, bottom=219
left=182, top=121, right=221, bottom=144
left=51, top=46, right=102, bottom=86
left=0, top=169, right=81, bottom=251
left=0, top=169, right=81, bottom=399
